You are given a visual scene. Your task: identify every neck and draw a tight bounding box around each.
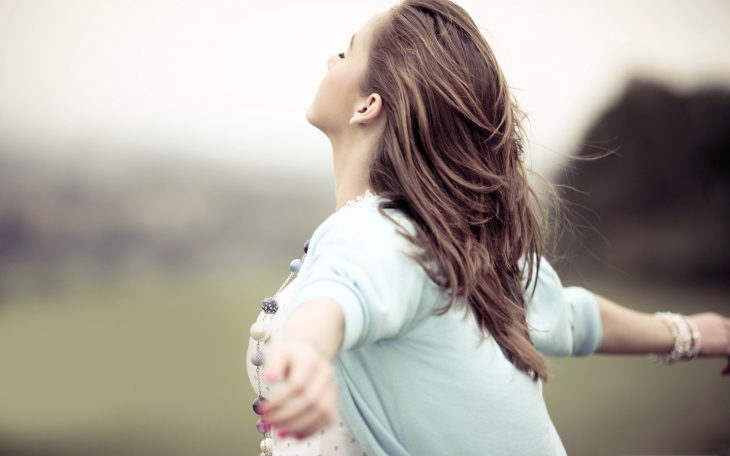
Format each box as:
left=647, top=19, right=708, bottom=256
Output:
left=329, top=131, right=378, bottom=211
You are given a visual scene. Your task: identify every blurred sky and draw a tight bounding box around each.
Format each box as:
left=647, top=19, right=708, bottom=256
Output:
left=0, top=0, right=729, bottom=176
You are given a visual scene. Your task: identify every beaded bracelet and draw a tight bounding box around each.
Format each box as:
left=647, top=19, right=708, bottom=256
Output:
left=648, top=311, right=702, bottom=364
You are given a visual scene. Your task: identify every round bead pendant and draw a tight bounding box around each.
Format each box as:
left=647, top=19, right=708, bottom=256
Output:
left=289, top=258, right=302, bottom=273
left=250, top=321, right=270, bottom=341
left=260, top=437, right=273, bottom=455
left=252, top=396, right=267, bottom=415
left=250, top=351, right=264, bottom=367
left=261, top=297, right=278, bottom=314
left=256, top=418, right=271, bottom=433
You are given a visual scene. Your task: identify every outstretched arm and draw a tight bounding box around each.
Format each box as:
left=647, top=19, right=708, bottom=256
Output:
left=592, top=292, right=674, bottom=355
left=592, top=291, right=730, bottom=375
left=259, top=204, right=428, bottom=439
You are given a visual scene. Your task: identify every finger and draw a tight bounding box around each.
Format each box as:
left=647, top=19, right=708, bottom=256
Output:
left=291, top=413, right=335, bottom=440
left=265, top=354, right=318, bottom=413
left=268, top=366, right=334, bottom=428
left=268, top=390, right=312, bottom=428
left=262, top=343, right=289, bottom=384
left=272, top=396, right=323, bottom=437
left=279, top=389, right=337, bottom=437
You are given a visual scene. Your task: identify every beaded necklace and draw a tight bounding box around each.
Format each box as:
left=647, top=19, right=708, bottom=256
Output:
left=250, top=190, right=375, bottom=456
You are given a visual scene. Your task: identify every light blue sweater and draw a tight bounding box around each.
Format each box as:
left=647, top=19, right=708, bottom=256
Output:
left=288, top=195, right=603, bottom=456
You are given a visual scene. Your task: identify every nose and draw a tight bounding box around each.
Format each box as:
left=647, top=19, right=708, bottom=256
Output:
left=327, top=54, right=338, bottom=70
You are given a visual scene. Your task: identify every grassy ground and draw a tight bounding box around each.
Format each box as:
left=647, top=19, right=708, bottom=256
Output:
left=0, top=263, right=728, bottom=455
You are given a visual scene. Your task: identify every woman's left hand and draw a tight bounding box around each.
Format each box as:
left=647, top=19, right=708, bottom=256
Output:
left=686, top=312, right=730, bottom=376
left=259, top=335, right=339, bottom=439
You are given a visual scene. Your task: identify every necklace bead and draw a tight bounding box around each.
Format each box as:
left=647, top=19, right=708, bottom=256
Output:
left=256, top=418, right=271, bottom=433
left=250, top=351, right=264, bottom=367
left=290, top=258, right=303, bottom=273
left=261, top=297, right=278, bottom=314
left=250, top=321, right=269, bottom=341
left=252, top=396, right=267, bottom=415
left=260, top=437, right=273, bottom=455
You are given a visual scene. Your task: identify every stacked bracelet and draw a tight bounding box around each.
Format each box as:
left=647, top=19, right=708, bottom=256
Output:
left=648, top=311, right=702, bottom=364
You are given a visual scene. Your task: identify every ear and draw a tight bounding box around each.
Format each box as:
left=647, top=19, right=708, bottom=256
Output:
left=349, top=93, right=384, bottom=126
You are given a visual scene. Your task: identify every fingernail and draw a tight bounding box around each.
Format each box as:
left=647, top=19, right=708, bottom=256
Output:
left=277, top=429, right=288, bottom=437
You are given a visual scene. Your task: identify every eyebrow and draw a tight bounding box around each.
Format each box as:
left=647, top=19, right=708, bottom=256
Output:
left=349, top=33, right=356, bottom=50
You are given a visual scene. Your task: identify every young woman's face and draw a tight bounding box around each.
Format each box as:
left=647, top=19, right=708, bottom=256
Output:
left=306, top=10, right=388, bottom=134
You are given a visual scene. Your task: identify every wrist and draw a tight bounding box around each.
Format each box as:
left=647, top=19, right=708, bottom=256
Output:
left=278, top=331, right=333, bottom=361
left=648, top=312, right=702, bottom=364
left=280, top=297, right=345, bottom=361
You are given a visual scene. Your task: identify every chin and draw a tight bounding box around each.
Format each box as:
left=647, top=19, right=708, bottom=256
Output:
left=305, top=105, right=317, bottom=127
left=306, top=104, right=322, bottom=127
left=305, top=106, right=331, bottom=135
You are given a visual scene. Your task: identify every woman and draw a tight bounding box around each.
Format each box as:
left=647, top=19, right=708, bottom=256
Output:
left=245, top=1, right=730, bottom=454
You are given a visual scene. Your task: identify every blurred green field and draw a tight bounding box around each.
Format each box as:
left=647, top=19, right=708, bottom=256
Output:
left=0, top=261, right=276, bottom=455
left=0, top=263, right=728, bottom=455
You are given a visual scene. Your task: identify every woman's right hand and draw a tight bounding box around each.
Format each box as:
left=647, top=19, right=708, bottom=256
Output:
left=259, top=334, right=339, bottom=439
left=686, top=312, right=730, bottom=376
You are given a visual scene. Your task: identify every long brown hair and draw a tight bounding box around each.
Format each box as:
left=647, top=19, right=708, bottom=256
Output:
left=362, top=0, right=557, bottom=382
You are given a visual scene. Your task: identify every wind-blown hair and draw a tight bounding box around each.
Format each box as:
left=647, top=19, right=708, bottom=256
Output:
left=363, top=0, right=555, bottom=382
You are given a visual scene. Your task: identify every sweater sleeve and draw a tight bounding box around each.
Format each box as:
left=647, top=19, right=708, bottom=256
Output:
left=287, top=205, right=428, bottom=352
left=522, top=257, right=604, bottom=357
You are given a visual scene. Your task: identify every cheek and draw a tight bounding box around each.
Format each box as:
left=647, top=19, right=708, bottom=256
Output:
left=317, top=67, right=358, bottom=107
left=308, top=64, right=361, bottom=128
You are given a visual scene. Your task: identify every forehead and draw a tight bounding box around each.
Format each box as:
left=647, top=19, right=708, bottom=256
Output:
left=354, top=9, right=390, bottom=49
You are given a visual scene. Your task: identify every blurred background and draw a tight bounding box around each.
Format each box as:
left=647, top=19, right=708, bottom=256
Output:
left=0, top=0, right=728, bottom=455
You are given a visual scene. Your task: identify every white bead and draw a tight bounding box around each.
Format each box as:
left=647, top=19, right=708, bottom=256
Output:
left=250, top=322, right=270, bottom=341
left=290, top=258, right=302, bottom=273
left=250, top=351, right=264, bottom=366
left=260, top=437, right=273, bottom=455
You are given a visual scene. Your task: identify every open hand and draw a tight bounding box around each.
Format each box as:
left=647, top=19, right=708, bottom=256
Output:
left=259, top=335, right=339, bottom=439
left=687, top=312, right=730, bottom=376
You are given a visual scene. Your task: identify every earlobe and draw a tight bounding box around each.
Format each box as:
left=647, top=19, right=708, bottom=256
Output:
left=349, top=93, right=383, bottom=126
